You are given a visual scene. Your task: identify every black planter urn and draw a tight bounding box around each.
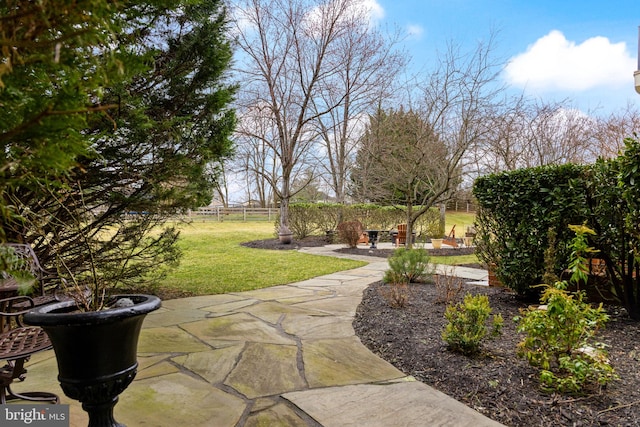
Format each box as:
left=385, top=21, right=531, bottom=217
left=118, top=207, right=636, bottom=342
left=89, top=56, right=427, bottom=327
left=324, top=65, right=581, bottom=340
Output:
left=24, top=294, right=161, bottom=427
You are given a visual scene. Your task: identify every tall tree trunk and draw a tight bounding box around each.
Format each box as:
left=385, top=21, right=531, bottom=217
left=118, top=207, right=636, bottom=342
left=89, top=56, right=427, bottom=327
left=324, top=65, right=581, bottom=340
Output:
left=406, top=202, right=414, bottom=249
left=278, top=179, right=292, bottom=243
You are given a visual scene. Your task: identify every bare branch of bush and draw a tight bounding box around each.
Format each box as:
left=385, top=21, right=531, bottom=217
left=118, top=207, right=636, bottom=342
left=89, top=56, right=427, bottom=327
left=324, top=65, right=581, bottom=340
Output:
left=434, top=267, right=464, bottom=304
left=378, top=282, right=410, bottom=308
left=337, top=220, right=366, bottom=248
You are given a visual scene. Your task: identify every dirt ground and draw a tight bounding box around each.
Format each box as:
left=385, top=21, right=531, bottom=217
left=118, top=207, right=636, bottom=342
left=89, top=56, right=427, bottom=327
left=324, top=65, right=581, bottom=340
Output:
left=247, top=236, right=640, bottom=427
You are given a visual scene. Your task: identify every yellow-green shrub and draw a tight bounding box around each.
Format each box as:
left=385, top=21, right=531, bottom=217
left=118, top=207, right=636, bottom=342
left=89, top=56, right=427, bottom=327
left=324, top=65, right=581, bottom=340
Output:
left=515, top=225, right=617, bottom=394
left=442, top=293, right=503, bottom=355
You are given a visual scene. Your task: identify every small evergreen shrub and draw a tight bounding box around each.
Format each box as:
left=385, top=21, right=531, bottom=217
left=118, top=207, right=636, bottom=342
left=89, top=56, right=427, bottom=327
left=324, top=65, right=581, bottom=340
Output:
left=384, top=248, right=433, bottom=284
left=442, top=293, right=503, bottom=355
left=515, top=225, right=617, bottom=394
left=516, top=283, right=615, bottom=394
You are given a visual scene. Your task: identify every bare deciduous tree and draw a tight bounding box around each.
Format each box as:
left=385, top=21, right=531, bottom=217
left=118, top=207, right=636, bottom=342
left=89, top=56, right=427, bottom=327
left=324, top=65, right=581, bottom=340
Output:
left=475, top=95, right=530, bottom=174
left=211, top=162, right=231, bottom=207
left=587, top=103, right=640, bottom=159
left=524, top=101, right=594, bottom=166
left=233, top=104, right=281, bottom=207
left=311, top=18, right=406, bottom=203
left=232, top=0, right=399, bottom=239
left=477, top=98, right=596, bottom=175
left=352, top=36, right=504, bottom=247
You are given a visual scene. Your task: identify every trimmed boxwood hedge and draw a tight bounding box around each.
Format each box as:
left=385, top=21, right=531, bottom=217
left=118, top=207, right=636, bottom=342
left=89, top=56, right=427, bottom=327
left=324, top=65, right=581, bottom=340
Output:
left=473, top=137, right=640, bottom=320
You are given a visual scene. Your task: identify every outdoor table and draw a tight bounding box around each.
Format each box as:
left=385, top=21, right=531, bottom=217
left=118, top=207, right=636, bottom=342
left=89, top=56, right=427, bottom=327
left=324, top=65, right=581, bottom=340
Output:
left=0, top=294, right=59, bottom=403
left=365, top=230, right=380, bottom=249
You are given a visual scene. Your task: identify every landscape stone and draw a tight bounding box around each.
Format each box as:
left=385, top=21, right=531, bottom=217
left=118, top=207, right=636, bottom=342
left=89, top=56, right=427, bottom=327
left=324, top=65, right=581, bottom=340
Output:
left=119, top=372, right=246, bottom=427
left=235, top=285, right=319, bottom=301
left=173, top=346, right=244, bottom=384
left=244, top=402, right=310, bottom=427
left=181, top=312, right=295, bottom=345
left=283, top=382, right=503, bottom=427
left=142, top=307, right=207, bottom=328
left=238, top=300, right=328, bottom=324
left=302, top=337, right=405, bottom=387
left=225, top=342, right=306, bottom=398
left=281, top=313, right=355, bottom=339
left=138, top=326, right=212, bottom=353
left=20, top=242, right=501, bottom=426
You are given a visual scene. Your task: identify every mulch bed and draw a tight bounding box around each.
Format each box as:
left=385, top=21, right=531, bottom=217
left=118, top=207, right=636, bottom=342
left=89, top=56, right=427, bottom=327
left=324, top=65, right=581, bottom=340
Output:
left=246, top=236, right=640, bottom=426
left=241, top=235, right=477, bottom=260
left=353, top=281, right=640, bottom=427
left=240, top=235, right=330, bottom=250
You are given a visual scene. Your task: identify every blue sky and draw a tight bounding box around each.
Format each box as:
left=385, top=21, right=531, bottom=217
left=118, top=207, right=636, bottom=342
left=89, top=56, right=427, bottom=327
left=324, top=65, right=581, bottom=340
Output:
left=371, top=0, right=640, bottom=114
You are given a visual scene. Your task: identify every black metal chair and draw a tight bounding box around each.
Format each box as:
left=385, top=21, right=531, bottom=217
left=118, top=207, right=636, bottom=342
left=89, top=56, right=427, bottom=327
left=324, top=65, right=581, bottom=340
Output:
left=0, top=295, right=59, bottom=404
left=1, top=243, right=63, bottom=306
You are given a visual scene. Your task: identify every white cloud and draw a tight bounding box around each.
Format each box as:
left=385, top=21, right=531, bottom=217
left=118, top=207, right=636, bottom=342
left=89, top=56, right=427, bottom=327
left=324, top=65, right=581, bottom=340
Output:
left=504, top=30, right=636, bottom=92
left=406, top=24, right=424, bottom=40
left=361, top=0, right=385, bottom=23
left=303, top=0, right=385, bottom=34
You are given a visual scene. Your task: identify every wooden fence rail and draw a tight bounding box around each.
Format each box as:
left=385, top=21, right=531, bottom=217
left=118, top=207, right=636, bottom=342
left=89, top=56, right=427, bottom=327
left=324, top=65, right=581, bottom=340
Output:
left=125, top=203, right=476, bottom=222
left=185, top=207, right=277, bottom=222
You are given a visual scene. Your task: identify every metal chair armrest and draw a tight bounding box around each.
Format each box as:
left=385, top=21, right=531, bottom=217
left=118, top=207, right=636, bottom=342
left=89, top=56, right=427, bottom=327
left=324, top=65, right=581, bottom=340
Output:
left=0, top=296, right=35, bottom=316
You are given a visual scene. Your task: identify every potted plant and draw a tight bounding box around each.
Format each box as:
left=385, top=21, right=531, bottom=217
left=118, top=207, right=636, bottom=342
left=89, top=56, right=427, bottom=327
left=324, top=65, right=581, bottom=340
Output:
left=25, top=294, right=160, bottom=427
left=23, top=216, right=161, bottom=426
left=4, top=0, right=235, bottom=425
left=22, top=198, right=162, bottom=427
left=431, top=238, right=443, bottom=249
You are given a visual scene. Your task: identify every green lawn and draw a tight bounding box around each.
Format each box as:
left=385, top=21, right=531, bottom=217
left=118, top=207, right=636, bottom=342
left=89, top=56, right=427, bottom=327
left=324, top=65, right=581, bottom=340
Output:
left=430, top=253, right=479, bottom=266
left=444, top=211, right=476, bottom=236
left=154, top=213, right=479, bottom=297
left=156, top=221, right=365, bottom=296
left=432, top=211, right=479, bottom=266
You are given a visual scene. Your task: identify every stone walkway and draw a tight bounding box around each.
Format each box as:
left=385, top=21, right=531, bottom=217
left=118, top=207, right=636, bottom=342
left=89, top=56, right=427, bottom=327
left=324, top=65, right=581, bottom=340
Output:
left=17, top=243, right=504, bottom=426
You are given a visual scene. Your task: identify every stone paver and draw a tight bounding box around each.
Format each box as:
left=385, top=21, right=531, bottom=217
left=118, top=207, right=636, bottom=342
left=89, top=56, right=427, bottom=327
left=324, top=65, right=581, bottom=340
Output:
left=225, top=342, right=306, bottom=398
left=121, top=372, right=246, bottom=427
left=15, top=242, right=503, bottom=426
left=302, top=337, right=405, bottom=388
left=283, top=381, right=504, bottom=427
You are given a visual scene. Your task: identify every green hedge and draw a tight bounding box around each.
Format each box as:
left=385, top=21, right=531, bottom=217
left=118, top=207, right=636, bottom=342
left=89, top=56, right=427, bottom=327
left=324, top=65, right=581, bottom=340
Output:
left=473, top=137, right=640, bottom=320
left=473, top=164, right=589, bottom=295
left=280, top=203, right=439, bottom=241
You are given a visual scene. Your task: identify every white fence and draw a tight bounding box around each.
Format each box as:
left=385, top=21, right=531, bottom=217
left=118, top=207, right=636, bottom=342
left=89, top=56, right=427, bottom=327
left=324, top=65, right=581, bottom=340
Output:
left=185, top=203, right=475, bottom=222
left=445, top=200, right=477, bottom=213
left=186, top=207, right=277, bottom=222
